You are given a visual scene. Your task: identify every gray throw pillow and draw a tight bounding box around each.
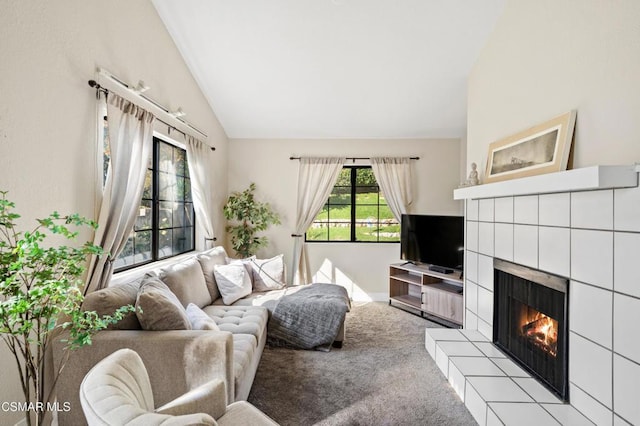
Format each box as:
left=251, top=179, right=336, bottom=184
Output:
left=196, top=246, right=228, bottom=302
left=135, top=276, right=192, bottom=331
left=158, top=258, right=211, bottom=308
left=82, top=279, right=142, bottom=330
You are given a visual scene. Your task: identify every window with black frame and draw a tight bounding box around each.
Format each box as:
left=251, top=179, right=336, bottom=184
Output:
left=306, top=166, right=400, bottom=242
left=113, top=137, right=195, bottom=270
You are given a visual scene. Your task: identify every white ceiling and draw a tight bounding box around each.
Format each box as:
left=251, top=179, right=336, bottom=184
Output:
left=152, top=0, right=505, bottom=139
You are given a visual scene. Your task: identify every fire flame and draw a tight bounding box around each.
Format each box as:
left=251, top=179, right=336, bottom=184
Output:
left=521, top=312, right=558, bottom=357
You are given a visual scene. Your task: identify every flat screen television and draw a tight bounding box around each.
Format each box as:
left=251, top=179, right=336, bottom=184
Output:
left=400, top=214, right=464, bottom=273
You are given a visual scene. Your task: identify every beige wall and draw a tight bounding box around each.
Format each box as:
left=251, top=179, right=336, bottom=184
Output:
left=0, top=1, right=228, bottom=422
left=228, top=138, right=462, bottom=299
left=467, top=0, right=640, bottom=176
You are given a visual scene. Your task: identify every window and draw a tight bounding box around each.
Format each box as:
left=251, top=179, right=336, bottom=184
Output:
left=306, top=166, right=400, bottom=242
left=113, top=137, right=195, bottom=271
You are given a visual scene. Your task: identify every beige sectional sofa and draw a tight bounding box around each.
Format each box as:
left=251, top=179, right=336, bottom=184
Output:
left=55, top=246, right=343, bottom=425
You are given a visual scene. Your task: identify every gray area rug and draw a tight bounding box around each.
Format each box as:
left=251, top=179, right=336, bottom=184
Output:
left=248, top=301, right=476, bottom=425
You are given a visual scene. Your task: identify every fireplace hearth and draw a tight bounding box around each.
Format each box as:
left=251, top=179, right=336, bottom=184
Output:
left=493, top=259, right=569, bottom=401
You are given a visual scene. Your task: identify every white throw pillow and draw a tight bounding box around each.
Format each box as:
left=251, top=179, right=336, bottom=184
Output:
left=213, top=262, right=252, bottom=305
left=249, top=254, right=286, bottom=291
left=185, top=303, right=220, bottom=331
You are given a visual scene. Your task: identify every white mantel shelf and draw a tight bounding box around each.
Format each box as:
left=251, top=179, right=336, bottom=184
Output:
left=453, top=165, right=639, bottom=200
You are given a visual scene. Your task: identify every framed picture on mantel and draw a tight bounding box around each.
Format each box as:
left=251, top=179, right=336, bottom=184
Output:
left=483, top=110, right=577, bottom=184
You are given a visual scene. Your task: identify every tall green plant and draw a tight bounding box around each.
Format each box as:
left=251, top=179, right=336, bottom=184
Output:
left=223, top=183, right=280, bottom=258
left=0, top=191, right=133, bottom=426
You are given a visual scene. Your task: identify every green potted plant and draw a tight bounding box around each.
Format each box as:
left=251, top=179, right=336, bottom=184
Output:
left=0, top=191, right=133, bottom=426
left=223, top=183, right=280, bottom=258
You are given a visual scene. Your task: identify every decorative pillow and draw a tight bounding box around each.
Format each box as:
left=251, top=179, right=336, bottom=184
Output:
left=213, top=262, right=252, bottom=305
left=135, top=276, right=192, bottom=331
left=249, top=254, right=286, bottom=292
left=196, top=246, right=228, bottom=302
left=186, top=303, right=220, bottom=331
left=82, top=279, right=142, bottom=330
left=225, top=255, right=255, bottom=283
left=158, top=258, right=211, bottom=308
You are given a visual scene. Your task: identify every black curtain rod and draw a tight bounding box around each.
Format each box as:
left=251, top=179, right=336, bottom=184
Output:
left=88, top=80, right=215, bottom=151
left=289, top=156, right=419, bottom=161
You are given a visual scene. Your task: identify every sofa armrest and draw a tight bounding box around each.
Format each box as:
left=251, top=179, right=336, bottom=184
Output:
left=156, top=378, right=227, bottom=420
left=53, top=330, right=234, bottom=426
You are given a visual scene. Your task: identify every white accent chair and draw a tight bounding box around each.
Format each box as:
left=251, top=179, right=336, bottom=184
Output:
left=79, top=348, right=278, bottom=426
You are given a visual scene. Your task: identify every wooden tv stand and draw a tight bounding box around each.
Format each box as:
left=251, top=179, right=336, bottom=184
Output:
left=389, top=263, right=463, bottom=326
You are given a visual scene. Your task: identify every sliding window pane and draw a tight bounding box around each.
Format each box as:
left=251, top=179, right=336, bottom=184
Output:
left=184, top=202, right=194, bottom=227
left=356, top=226, right=378, bottom=242
left=185, top=179, right=192, bottom=202
left=134, top=199, right=153, bottom=231
left=158, top=229, right=173, bottom=259
left=173, top=202, right=185, bottom=227
left=159, top=202, right=173, bottom=229
left=114, top=235, right=134, bottom=270
left=134, top=230, right=152, bottom=262
left=159, top=171, right=177, bottom=201
left=176, top=176, right=186, bottom=201
left=355, top=168, right=376, bottom=185
left=329, top=189, right=351, bottom=205
left=159, top=142, right=173, bottom=172
left=142, top=169, right=153, bottom=199
left=379, top=205, right=395, bottom=221
left=327, top=219, right=350, bottom=241
left=172, top=227, right=193, bottom=254
left=306, top=222, right=328, bottom=241
left=174, top=148, right=187, bottom=177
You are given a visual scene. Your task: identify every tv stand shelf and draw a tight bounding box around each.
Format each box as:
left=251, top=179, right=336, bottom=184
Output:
left=389, top=263, right=463, bottom=326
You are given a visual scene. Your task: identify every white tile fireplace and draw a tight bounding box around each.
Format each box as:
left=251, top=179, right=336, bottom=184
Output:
left=426, top=165, right=640, bottom=426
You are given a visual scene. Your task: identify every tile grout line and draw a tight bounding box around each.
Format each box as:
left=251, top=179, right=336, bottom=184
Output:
left=569, top=381, right=615, bottom=423
left=439, top=332, right=568, bottom=426
left=432, top=330, right=598, bottom=425
left=611, top=190, right=616, bottom=418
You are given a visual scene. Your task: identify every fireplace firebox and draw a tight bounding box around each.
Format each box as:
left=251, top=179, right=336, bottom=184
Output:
left=493, top=259, right=569, bottom=401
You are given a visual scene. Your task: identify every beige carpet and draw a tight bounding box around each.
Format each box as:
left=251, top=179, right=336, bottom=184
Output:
left=247, top=301, right=476, bottom=425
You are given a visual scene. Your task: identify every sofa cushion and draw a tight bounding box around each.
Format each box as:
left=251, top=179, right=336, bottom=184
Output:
left=213, top=263, right=252, bottom=305
left=231, top=334, right=257, bottom=392
left=135, top=277, right=192, bottom=331
left=202, top=306, right=268, bottom=343
left=196, top=246, right=228, bottom=302
left=82, top=279, right=142, bottom=330
left=248, top=254, right=286, bottom=292
left=186, top=303, right=220, bottom=331
left=158, top=257, right=211, bottom=308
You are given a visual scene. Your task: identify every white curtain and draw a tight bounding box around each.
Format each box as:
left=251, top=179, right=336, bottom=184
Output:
left=370, top=157, right=413, bottom=222
left=185, top=135, right=216, bottom=249
left=292, top=157, right=345, bottom=285
left=85, top=93, right=155, bottom=294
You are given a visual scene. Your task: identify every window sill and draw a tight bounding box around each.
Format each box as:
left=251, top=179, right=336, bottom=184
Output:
left=110, top=251, right=197, bottom=286
left=305, top=240, right=400, bottom=244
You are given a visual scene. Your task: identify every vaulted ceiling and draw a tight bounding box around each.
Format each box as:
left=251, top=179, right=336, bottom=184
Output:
left=152, top=0, right=505, bottom=139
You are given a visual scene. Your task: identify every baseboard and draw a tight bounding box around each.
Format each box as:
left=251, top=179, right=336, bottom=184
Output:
left=351, top=292, right=388, bottom=302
